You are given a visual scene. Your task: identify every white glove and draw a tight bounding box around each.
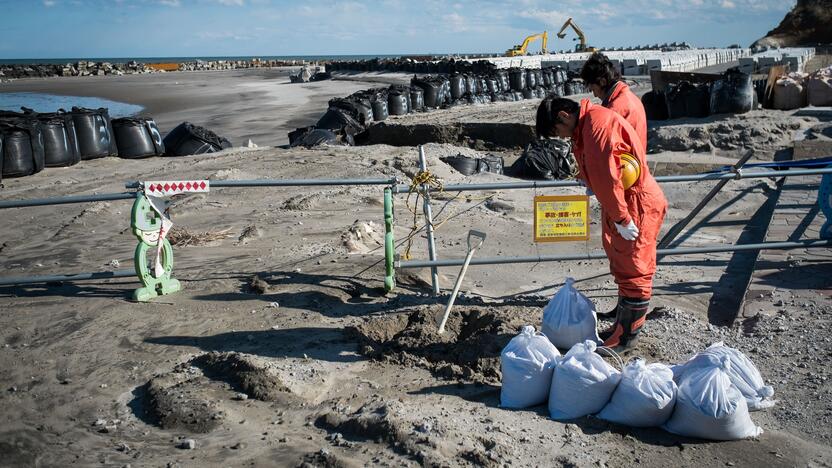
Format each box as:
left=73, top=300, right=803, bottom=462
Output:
left=615, top=220, right=640, bottom=241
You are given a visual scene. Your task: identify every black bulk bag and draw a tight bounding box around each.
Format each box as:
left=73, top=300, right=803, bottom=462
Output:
left=289, top=128, right=340, bottom=148
left=333, top=97, right=374, bottom=124
left=497, top=70, right=510, bottom=91
left=371, top=96, right=389, bottom=121
left=70, top=107, right=118, bottom=159
left=314, top=108, right=364, bottom=135
left=536, top=87, right=547, bottom=99
left=388, top=91, right=409, bottom=116
left=710, top=69, right=753, bottom=115
left=0, top=118, right=45, bottom=178
left=486, top=76, right=499, bottom=94
left=412, top=78, right=442, bottom=108
left=162, top=121, right=232, bottom=156
left=510, top=139, right=576, bottom=180
left=509, top=68, right=526, bottom=91
left=30, top=111, right=81, bottom=167
left=479, top=77, right=488, bottom=96
left=450, top=74, right=466, bottom=100
left=641, top=91, right=669, bottom=120
left=441, top=154, right=479, bottom=175
left=523, top=88, right=535, bottom=99
left=112, top=117, right=165, bottom=159
left=526, top=69, right=537, bottom=89
left=666, top=81, right=710, bottom=119
left=465, top=74, right=476, bottom=95
left=542, top=69, right=554, bottom=87
left=410, top=87, right=425, bottom=111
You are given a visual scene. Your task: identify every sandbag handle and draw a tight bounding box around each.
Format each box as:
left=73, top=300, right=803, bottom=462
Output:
left=595, top=345, right=625, bottom=371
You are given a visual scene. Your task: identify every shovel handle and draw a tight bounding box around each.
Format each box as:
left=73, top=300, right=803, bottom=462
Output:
left=437, top=246, right=478, bottom=334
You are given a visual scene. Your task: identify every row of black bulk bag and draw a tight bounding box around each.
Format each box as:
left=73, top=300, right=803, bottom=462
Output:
left=0, top=113, right=45, bottom=179
left=112, top=117, right=165, bottom=159
left=162, top=121, right=232, bottom=156
left=70, top=107, right=118, bottom=159
left=22, top=109, right=81, bottom=167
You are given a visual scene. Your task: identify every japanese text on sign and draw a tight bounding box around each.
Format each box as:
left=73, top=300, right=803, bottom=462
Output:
left=533, top=195, right=589, bottom=242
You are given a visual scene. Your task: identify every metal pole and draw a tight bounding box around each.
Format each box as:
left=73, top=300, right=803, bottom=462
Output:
left=0, top=269, right=136, bottom=286
left=419, top=145, right=440, bottom=295
left=392, top=167, right=832, bottom=194
left=658, top=149, right=755, bottom=248
left=396, top=239, right=832, bottom=269
left=125, top=178, right=397, bottom=189
left=383, top=187, right=396, bottom=293
left=0, top=192, right=137, bottom=210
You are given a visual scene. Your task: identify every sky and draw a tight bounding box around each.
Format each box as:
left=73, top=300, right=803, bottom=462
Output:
left=0, top=0, right=795, bottom=59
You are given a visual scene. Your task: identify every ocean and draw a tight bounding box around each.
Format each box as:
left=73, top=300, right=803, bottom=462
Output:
left=0, top=92, right=143, bottom=117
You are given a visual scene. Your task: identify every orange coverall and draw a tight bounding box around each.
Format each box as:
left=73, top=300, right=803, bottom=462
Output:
left=603, top=81, right=648, bottom=153
left=572, top=100, right=667, bottom=299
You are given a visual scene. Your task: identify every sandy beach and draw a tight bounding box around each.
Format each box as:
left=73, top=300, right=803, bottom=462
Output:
left=0, top=68, right=408, bottom=146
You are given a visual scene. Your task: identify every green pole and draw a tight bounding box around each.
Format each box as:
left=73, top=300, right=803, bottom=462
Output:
left=383, top=187, right=396, bottom=293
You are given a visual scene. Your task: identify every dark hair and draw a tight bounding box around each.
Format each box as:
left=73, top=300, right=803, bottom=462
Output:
left=536, top=96, right=580, bottom=138
left=580, top=52, right=620, bottom=87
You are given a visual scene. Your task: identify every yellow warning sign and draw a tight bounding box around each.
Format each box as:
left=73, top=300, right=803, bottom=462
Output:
left=533, top=195, right=589, bottom=242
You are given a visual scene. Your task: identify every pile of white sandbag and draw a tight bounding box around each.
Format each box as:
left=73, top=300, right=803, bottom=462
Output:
left=499, top=279, right=775, bottom=441
left=773, top=66, right=832, bottom=110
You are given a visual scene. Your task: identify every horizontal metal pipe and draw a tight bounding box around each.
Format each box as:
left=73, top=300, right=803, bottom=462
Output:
left=125, top=178, right=398, bottom=189
left=392, top=167, right=832, bottom=194
left=0, top=269, right=136, bottom=286
left=0, top=192, right=137, bottom=210
left=396, top=239, right=832, bottom=269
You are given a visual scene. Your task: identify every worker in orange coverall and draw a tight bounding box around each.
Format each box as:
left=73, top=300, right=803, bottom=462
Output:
left=581, top=52, right=648, bottom=153
left=536, top=96, right=667, bottom=353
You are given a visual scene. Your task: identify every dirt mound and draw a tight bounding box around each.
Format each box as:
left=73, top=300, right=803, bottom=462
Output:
left=752, top=0, right=832, bottom=48
left=648, top=117, right=804, bottom=156
left=315, top=399, right=447, bottom=466
left=191, top=352, right=292, bottom=402
left=141, top=364, right=226, bottom=433
left=139, top=352, right=292, bottom=433
left=351, top=306, right=539, bottom=382
left=341, top=221, right=384, bottom=254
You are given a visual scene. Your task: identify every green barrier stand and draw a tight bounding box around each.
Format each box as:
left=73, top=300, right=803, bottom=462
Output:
left=384, top=187, right=396, bottom=293
left=131, top=194, right=181, bottom=302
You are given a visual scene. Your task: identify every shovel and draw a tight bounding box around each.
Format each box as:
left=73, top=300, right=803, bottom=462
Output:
left=437, top=230, right=486, bottom=334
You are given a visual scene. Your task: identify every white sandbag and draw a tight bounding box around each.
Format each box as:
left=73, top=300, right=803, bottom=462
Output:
left=773, top=75, right=806, bottom=110
left=597, top=359, right=677, bottom=427
left=548, top=340, right=621, bottom=420
left=541, top=277, right=600, bottom=350
left=806, top=76, right=832, bottom=107
left=673, top=341, right=774, bottom=411
left=663, top=357, right=763, bottom=440
left=500, top=325, right=561, bottom=409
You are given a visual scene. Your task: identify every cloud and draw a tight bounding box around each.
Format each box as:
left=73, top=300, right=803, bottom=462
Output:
left=721, top=0, right=736, bottom=8
left=157, top=0, right=181, bottom=6
left=216, top=0, right=245, bottom=5
left=43, top=0, right=56, bottom=6
left=516, top=9, right=569, bottom=29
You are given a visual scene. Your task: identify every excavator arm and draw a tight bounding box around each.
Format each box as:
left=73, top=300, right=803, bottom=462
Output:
left=556, top=17, right=589, bottom=52
left=505, top=31, right=548, bottom=56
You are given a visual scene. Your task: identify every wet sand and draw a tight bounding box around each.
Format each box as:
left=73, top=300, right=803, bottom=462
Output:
left=0, top=69, right=400, bottom=146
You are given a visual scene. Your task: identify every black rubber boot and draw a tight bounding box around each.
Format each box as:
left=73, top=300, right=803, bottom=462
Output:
left=596, top=302, right=619, bottom=319
left=601, top=297, right=649, bottom=354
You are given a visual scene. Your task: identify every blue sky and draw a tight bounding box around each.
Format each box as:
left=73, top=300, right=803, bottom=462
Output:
left=0, top=0, right=794, bottom=58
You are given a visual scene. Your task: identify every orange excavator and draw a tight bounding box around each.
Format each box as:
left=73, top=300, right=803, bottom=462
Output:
left=505, top=31, right=548, bottom=57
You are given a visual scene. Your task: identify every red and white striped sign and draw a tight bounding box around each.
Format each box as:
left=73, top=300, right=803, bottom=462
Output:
left=144, top=180, right=209, bottom=196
